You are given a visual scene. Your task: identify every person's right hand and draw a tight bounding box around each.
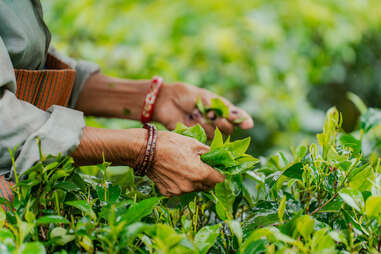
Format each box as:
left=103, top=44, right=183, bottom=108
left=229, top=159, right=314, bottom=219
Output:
left=71, top=127, right=225, bottom=196
left=147, top=131, right=225, bottom=196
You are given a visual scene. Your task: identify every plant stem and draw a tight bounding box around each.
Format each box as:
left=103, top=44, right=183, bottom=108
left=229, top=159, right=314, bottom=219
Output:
left=310, top=192, right=338, bottom=215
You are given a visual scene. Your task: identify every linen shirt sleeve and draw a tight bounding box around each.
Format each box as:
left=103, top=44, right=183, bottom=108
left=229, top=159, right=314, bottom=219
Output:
left=0, top=37, right=85, bottom=179
left=48, top=48, right=100, bottom=108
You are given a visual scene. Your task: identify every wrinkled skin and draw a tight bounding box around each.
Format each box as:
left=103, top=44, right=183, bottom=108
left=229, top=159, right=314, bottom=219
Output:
left=154, top=83, right=254, bottom=138
left=73, top=73, right=253, bottom=196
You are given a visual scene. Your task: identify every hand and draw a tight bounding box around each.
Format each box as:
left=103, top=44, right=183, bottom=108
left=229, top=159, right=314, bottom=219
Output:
left=147, top=131, right=225, bottom=196
left=153, top=83, right=254, bottom=138
left=71, top=127, right=225, bottom=196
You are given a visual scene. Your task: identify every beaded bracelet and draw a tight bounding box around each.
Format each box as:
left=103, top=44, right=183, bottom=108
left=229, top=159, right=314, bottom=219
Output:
left=141, top=76, right=163, bottom=124
left=135, top=123, right=158, bottom=176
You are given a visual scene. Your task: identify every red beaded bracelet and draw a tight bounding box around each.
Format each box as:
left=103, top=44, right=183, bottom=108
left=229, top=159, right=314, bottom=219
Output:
left=135, top=123, right=158, bottom=176
left=141, top=76, right=163, bottom=124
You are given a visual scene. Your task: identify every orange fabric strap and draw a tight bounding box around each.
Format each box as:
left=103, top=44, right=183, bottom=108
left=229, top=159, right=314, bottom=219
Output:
left=14, top=53, right=76, bottom=111
left=0, top=176, right=14, bottom=204
left=1, top=54, right=77, bottom=205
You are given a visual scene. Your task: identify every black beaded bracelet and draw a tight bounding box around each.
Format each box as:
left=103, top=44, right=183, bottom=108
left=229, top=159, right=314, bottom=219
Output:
left=135, top=123, right=158, bottom=176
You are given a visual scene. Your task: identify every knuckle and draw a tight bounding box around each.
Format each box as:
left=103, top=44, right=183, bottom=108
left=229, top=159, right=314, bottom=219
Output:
left=180, top=185, right=194, bottom=193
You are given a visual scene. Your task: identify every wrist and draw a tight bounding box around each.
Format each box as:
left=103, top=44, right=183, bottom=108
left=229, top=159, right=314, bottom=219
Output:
left=71, top=126, right=147, bottom=167
left=76, top=73, right=151, bottom=120
left=151, top=83, right=171, bottom=122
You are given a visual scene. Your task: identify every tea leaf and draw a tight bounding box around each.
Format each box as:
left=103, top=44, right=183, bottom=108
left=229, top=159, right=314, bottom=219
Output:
left=209, top=98, right=229, bottom=118
left=194, top=224, right=220, bottom=254
left=365, top=196, right=381, bottom=218
left=19, top=242, right=46, bottom=254
left=339, top=188, right=364, bottom=212
left=278, top=196, right=286, bottom=224
left=65, top=200, right=96, bottom=220
left=282, top=163, right=303, bottom=180
left=360, top=108, right=381, bottom=133
left=36, top=215, right=69, bottom=225
left=121, top=197, right=161, bottom=226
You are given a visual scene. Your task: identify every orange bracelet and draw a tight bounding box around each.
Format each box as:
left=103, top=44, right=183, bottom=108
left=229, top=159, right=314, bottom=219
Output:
left=141, top=76, right=163, bottom=124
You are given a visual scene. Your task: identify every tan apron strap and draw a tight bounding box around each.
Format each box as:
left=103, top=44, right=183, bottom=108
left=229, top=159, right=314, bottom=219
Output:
left=14, top=54, right=76, bottom=111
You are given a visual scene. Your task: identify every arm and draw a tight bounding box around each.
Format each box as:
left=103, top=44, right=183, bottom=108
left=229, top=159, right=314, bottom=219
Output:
left=71, top=126, right=224, bottom=196
left=75, top=72, right=254, bottom=138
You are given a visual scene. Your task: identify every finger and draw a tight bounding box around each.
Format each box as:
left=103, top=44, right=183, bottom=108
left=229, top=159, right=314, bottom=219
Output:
left=148, top=172, right=171, bottom=196
left=156, top=183, right=170, bottom=197
left=199, top=122, right=217, bottom=140
left=197, top=144, right=210, bottom=155
left=211, top=118, right=234, bottom=135
left=188, top=109, right=229, bottom=139
left=194, top=182, right=211, bottom=192
left=157, top=173, right=182, bottom=196
left=202, top=168, right=225, bottom=187
left=228, top=107, right=254, bottom=129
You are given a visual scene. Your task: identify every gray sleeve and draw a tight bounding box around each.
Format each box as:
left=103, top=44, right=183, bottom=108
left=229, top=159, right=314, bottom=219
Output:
left=0, top=38, right=85, bottom=179
left=48, top=48, right=100, bottom=108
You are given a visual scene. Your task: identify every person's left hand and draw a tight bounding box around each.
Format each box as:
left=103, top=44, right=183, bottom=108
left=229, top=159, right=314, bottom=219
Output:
left=153, top=83, right=254, bottom=138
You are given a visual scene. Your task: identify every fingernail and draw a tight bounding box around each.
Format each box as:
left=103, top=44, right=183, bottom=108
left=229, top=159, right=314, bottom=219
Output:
left=231, top=110, right=238, bottom=115
left=192, top=111, right=202, bottom=119
left=207, top=111, right=217, bottom=121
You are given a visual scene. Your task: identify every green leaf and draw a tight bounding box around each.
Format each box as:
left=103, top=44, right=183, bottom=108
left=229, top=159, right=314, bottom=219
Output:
left=210, top=128, right=224, bottom=150
left=19, top=242, right=46, bottom=254
left=242, top=239, right=266, bottom=254
left=282, top=163, right=303, bottom=180
left=65, top=200, right=96, bottom=220
left=310, top=228, right=335, bottom=253
left=0, top=208, right=5, bottom=227
left=360, top=108, right=381, bottom=133
left=54, top=181, right=80, bottom=192
left=347, top=92, right=367, bottom=115
left=121, top=197, right=161, bottom=225
left=121, top=222, right=152, bottom=246
left=296, top=215, right=315, bottom=239
left=174, top=123, right=207, bottom=144
left=278, top=196, right=286, bottom=224
left=214, top=182, right=234, bottom=220
left=243, top=227, right=294, bottom=244
left=209, top=98, right=229, bottom=118
left=225, top=137, right=251, bottom=158
left=196, top=97, right=206, bottom=114
left=0, top=229, right=15, bottom=251
left=340, top=134, right=361, bottom=154
left=50, top=227, right=75, bottom=246
left=365, top=196, right=381, bottom=218
left=338, top=188, right=364, bottom=212
left=227, top=220, right=243, bottom=245
left=96, top=184, right=121, bottom=203
left=36, top=215, right=69, bottom=225
left=201, top=148, right=236, bottom=168
left=194, top=224, right=220, bottom=254
left=349, top=166, right=375, bottom=192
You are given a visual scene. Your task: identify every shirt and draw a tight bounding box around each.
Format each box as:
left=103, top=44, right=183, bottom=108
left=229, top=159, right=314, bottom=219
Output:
left=0, top=0, right=100, bottom=179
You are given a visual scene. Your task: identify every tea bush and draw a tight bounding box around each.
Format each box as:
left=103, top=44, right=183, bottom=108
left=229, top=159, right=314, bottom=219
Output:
left=42, top=0, right=381, bottom=155
left=3, top=104, right=381, bottom=253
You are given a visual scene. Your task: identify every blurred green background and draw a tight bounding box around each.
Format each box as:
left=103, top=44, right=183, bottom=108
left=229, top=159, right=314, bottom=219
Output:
left=42, top=0, right=381, bottom=156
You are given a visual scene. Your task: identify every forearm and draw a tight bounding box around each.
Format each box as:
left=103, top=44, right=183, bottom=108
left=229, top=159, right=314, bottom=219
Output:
left=70, top=126, right=146, bottom=167
left=75, top=73, right=151, bottom=120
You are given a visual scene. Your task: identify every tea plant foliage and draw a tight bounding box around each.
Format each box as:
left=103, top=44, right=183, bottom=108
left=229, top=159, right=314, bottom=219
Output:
left=2, top=105, right=381, bottom=253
